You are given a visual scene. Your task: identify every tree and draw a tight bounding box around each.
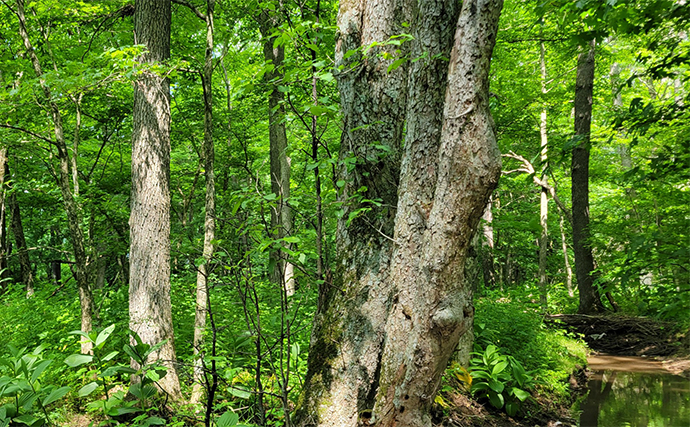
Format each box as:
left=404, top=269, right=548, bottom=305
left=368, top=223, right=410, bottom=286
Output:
left=9, top=0, right=95, bottom=353
left=571, top=40, right=605, bottom=314
left=259, top=7, right=295, bottom=297
left=296, top=0, right=503, bottom=424
left=129, top=0, right=181, bottom=398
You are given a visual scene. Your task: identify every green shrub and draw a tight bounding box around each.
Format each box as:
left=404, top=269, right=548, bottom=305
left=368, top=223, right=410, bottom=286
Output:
left=474, top=296, right=587, bottom=397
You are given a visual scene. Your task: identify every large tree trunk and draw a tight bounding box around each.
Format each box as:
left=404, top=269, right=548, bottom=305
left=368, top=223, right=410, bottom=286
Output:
left=294, top=0, right=411, bottom=422
left=374, top=1, right=502, bottom=424
left=572, top=40, right=604, bottom=314
left=259, top=12, right=294, bottom=297
left=13, top=0, right=94, bottom=351
left=296, top=0, right=503, bottom=425
left=129, top=0, right=181, bottom=398
left=191, top=0, right=216, bottom=405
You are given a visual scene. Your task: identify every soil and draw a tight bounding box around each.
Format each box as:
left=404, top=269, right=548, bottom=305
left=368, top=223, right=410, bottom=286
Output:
left=545, top=314, right=681, bottom=356
left=437, top=314, right=690, bottom=427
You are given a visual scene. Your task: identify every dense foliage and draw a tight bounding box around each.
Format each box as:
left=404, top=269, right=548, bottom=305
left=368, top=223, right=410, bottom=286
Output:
left=0, top=0, right=687, bottom=424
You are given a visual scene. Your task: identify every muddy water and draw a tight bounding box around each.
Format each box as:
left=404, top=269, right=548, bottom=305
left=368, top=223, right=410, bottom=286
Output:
left=577, top=354, right=690, bottom=427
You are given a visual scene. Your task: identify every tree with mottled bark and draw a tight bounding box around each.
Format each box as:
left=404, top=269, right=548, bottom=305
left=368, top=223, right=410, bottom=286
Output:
left=129, top=0, right=181, bottom=398
left=572, top=40, right=605, bottom=314
left=538, top=40, right=549, bottom=311
left=295, top=0, right=503, bottom=424
left=259, top=7, right=295, bottom=297
left=172, top=0, right=217, bottom=405
left=9, top=0, right=94, bottom=353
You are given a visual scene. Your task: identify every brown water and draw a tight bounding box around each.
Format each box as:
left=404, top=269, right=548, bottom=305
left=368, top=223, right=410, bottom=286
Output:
left=577, top=355, right=690, bottom=427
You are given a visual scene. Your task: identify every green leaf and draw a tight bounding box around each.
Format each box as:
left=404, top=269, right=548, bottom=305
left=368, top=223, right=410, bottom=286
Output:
left=30, top=359, right=52, bottom=383
left=144, top=369, right=160, bottom=382
left=217, top=411, right=239, bottom=427
left=95, top=324, right=116, bottom=348
left=102, top=351, right=119, bottom=362
left=488, top=390, right=504, bottom=409
left=491, top=361, right=508, bottom=376
left=64, top=354, right=93, bottom=368
left=488, top=378, right=505, bottom=393
left=387, top=58, right=406, bottom=73
left=78, top=382, right=99, bottom=397
left=505, top=401, right=518, bottom=417
left=42, top=386, right=70, bottom=406
left=228, top=386, right=251, bottom=399
left=69, top=330, right=92, bottom=342
left=12, top=414, right=38, bottom=426
left=141, top=417, right=166, bottom=426
left=511, top=387, right=530, bottom=402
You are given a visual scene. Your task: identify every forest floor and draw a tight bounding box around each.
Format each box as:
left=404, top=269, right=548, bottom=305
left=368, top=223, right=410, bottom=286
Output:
left=436, top=314, right=690, bottom=427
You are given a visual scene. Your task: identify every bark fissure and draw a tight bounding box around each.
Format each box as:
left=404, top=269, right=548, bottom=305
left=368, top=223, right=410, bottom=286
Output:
left=298, top=0, right=503, bottom=425
left=129, top=0, right=181, bottom=398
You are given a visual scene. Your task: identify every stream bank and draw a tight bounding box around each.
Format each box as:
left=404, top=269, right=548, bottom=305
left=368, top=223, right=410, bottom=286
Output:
left=437, top=314, right=690, bottom=427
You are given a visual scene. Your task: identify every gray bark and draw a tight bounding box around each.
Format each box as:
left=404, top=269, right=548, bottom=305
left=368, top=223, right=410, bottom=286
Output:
left=294, top=0, right=411, bottom=422
left=13, top=0, right=94, bottom=352
left=259, top=11, right=294, bottom=297
left=572, top=40, right=604, bottom=314
left=191, top=0, right=216, bottom=405
left=129, top=0, right=181, bottom=398
left=539, top=41, right=548, bottom=311
left=480, top=199, right=496, bottom=288
left=8, top=181, right=33, bottom=297
left=375, top=1, right=502, bottom=424
left=297, top=0, right=503, bottom=424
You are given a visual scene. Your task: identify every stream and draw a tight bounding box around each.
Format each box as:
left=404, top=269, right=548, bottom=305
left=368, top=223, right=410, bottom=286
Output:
left=577, top=355, right=690, bottom=427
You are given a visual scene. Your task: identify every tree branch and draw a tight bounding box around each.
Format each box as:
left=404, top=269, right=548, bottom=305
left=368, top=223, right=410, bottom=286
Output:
left=0, top=123, right=56, bottom=146
left=502, top=151, right=573, bottom=226
left=172, top=0, right=206, bottom=20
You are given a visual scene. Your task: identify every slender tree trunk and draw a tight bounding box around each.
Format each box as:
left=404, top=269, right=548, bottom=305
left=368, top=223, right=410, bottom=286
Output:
left=572, top=40, right=604, bottom=314
left=309, top=8, right=324, bottom=283
left=259, top=12, right=294, bottom=297
left=538, top=41, right=549, bottom=311
left=559, top=214, right=574, bottom=297
left=13, top=0, right=93, bottom=351
left=191, top=0, right=216, bottom=404
left=480, top=198, right=496, bottom=288
left=129, top=0, right=181, bottom=398
left=7, top=173, right=33, bottom=296
left=0, top=148, right=8, bottom=284
left=9, top=197, right=33, bottom=296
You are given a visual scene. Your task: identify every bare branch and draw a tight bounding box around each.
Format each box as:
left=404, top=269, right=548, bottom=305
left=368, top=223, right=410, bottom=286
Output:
left=502, top=151, right=573, bottom=226
left=0, top=123, right=56, bottom=146
left=172, top=0, right=206, bottom=20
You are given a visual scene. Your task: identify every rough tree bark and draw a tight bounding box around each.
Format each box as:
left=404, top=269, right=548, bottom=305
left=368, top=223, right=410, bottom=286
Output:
left=296, top=0, right=503, bottom=425
left=480, top=198, right=497, bottom=288
left=572, top=40, right=604, bottom=314
left=374, top=1, right=502, bottom=423
left=13, top=0, right=94, bottom=352
left=294, top=0, right=411, bottom=422
left=259, top=10, right=294, bottom=297
left=129, top=0, right=181, bottom=398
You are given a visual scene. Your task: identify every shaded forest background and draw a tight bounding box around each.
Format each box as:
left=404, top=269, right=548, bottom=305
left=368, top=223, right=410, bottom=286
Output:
left=0, top=0, right=687, bottom=425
